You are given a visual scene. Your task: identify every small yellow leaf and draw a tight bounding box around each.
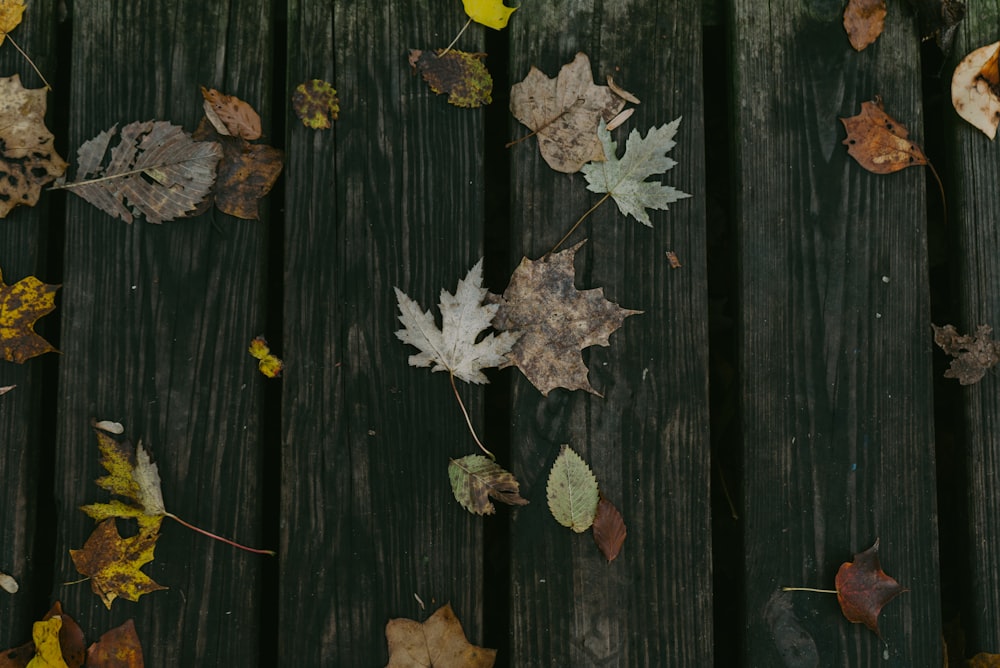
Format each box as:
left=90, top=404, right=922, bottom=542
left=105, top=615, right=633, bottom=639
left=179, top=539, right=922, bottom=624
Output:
left=69, top=518, right=167, bottom=609
left=0, top=266, right=59, bottom=363
left=0, top=0, right=26, bottom=45
left=249, top=335, right=283, bottom=377
left=292, top=79, right=339, bottom=129
left=26, top=616, right=68, bottom=668
left=462, top=0, right=516, bottom=30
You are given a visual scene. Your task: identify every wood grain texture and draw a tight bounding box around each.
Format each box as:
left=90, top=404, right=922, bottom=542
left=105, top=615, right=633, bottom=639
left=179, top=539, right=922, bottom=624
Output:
left=51, top=2, right=272, bottom=664
left=507, top=1, right=712, bottom=664
left=0, top=0, right=59, bottom=643
left=278, top=2, right=488, bottom=664
left=946, top=0, right=1000, bottom=655
left=731, top=0, right=940, bottom=664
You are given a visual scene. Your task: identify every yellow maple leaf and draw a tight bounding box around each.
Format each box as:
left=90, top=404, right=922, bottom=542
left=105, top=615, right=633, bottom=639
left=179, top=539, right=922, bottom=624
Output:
left=462, top=0, right=516, bottom=29
left=69, top=518, right=166, bottom=609
left=0, top=0, right=25, bottom=45
left=0, top=266, right=58, bottom=364
left=25, top=616, right=68, bottom=668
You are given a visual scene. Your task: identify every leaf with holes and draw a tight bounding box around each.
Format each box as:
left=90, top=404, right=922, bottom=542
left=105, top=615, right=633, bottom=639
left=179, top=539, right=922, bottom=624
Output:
left=841, top=98, right=928, bottom=174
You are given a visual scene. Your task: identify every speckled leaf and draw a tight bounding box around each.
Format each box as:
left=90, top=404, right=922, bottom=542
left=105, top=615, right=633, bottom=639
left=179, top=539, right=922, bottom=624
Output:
left=0, top=0, right=25, bottom=45
left=0, top=266, right=58, bottom=363
left=932, top=323, right=1000, bottom=385
left=448, top=455, right=528, bottom=515
left=26, top=617, right=65, bottom=668
left=292, top=79, right=339, bottom=129
left=69, top=518, right=166, bottom=609
left=840, top=98, right=927, bottom=174
left=952, top=42, right=1000, bottom=140
left=547, top=445, right=599, bottom=533
left=409, top=49, right=492, bottom=108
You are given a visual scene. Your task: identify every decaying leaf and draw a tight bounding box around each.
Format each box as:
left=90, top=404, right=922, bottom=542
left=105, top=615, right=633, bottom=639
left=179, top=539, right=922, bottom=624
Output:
left=932, top=323, right=1000, bottom=385
left=968, top=653, right=1000, bottom=667
left=395, top=259, right=519, bottom=385
left=201, top=86, right=261, bottom=140
left=93, top=420, right=124, bottom=435
left=448, top=454, right=528, bottom=515
left=834, top=538, right=907, bottom=636
left=26, top=617, right=66, bottom=668
left=0, top=266, right=58, bottom=363
left=510, top=53, right=628, bottom=173
left=69, top=518, right=166, bottom=609
left=85, top=620, right=144, bottom=668
left=489, top=241, right=641, bottom=396
left=904, top=0, right=965, bottom=53
left=292, top=79, right=339, bottom=129
left=547, top=445, right=600, bottom=533
left=409, top=49, right=492, bottom=108
left=54, top=121, right=221, bottom=224
left=249, top=335, right=283, bottom=377
left=462, top=0, right=515, bottom=30
left=385, top=603, right=496, bottom=668
left=841, top=97, right=928, bottom=174
left=0, top=602, right=112, bottom=668
left=0, top=74, right=68, bottom=218
left=0, top=571, right=17, bottom=593
left=592, top=496, right=627, bottom=562
left=46, top=603, right=85, bottom=668
left=0, top=0, right=25, bottom=45
left=843, top=0, right=887, bottom=51
left=952, top=42, right=1000, bottom=140
left=582, top=119, right=691, bottom=226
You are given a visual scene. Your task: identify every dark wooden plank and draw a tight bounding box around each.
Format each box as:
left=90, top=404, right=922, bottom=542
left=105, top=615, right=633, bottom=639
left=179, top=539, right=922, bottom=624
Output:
left=0, top=0, right=60, bottom=643
left=50, top=2, right=272, bottom=664
left=506, top=1, right=712, bottom=664
left=946, top=3, right=1000, bottom=656
left=731, top=1, right=941, bottom=664
left=278, top=2, right=488, bottom=664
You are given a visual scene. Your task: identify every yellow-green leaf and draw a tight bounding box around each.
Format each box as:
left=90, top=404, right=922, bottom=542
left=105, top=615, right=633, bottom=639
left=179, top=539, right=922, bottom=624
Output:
left=546, top=444, right=599, bottom=532
left=69, top=517, right=167, bottom=609
left=462, top=0, right=516, bottom=30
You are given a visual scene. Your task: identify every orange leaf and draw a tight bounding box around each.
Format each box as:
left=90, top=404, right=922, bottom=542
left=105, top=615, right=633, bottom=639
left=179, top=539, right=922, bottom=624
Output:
left=843, top=0, right=886, bottom=51
left=592, top=496, right=627, bottom=562
left=841, top=97, right=928, bottom=174
left=200, top=87, right=261, bottom=140
left=85, top=619, right=144, bottom=668
left=834, top=538, right=907, bottom=636
left=0, top=265, right=58, bottom=363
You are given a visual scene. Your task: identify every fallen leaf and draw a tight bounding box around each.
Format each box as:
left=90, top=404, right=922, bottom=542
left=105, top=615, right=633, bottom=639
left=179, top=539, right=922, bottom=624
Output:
left=489, top=241, right=641, bottom=396
left=85, top=620, right=144, bottom=668
left=448, top=454, right=528, bottom=515
left=93, top=420, right=125, bottom=435
left=0, top=384, right=14, bottom=395
left=510, top=53, right=627, bottom=173
left=462, top=0, right=515, bottom=30
left=606, top=76, right=640, bottom=104
left=26, top=617, right=66, bottom=668
left=582, top=119, right=692, bottom=226
left=54, top=121, right=221, bottom=224
left=952, top=42, right=1000, bottom=140
left=41, top=603, right=84, bottom=668
left=409, top=49, right=492, bottom=108
left=968, top=653, right=1000, bottom=667
left=904, top=0, right=965, bottom=53
left=835, top=538, right=907, bottom=636
left=0, top=571, right=16, bottom=593
left=79, top=429, right=166, bottom=523
left=0, top=0, right=24, bottom=45
left=200, top=87, right=261, bottom=140
left=292, top=79, right=339, bottom=129
left=248, top=335, right=283, bottom=377
left=547, top=445, right=599, bottom=533
left=385, top=603, right=496, bottom=668
left=932, top=323, right=1000, bottom=385
left=0, top=74, right=68, bottom=218
left=0, top=266, right=58, bottom=363
left=395, top=259, right=519, bottom=385
left=0, top=642, right=34, bottom=668
left=592, top=496, right=627, bottom=561
left=843, top=0, right=886, bottom=51
left=841, top=97, right=928, bottom=174
left=665, top=250, right=682, bottom=268
left=69, top=518, right=166, bottom=609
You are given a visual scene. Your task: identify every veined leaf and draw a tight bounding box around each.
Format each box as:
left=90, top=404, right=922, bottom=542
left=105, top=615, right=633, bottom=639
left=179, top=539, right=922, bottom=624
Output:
left=546, top=445, right=599, bottom=532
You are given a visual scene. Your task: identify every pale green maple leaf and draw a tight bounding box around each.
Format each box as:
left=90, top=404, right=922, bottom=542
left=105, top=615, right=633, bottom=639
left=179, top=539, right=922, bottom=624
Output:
left=581, top=119, right=692, bottom=226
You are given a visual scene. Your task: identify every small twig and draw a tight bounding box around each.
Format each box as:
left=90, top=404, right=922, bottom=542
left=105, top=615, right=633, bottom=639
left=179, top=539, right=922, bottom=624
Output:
left=782, top=586, right=838, bottom=594
left=164, top=513, right=276, bottom=556
left=548, top=193, right=612, bottom=256
left=449, top=371, right=494, bottom=459
left=5, top=33, right=51, bottom=90
left=440, top=17, right=472, bottom=56
left=926, top=160, right=947, bottom=226
left=62, top=576, right=91, bottom=586
left=714, top=458, right=738, bottom=520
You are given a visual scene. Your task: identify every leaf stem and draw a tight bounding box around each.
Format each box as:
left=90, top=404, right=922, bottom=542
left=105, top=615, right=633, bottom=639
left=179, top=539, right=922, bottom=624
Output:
left=440, top=18, right=472, bottom=56
left=164, top=512, right=276, bottom=556
left=4, top=33, right=51, bottom=90
left=549, top=193, right=612, bottom=256
left=781, top=586, right=838, bottom=594
left=926, top=159, right=947, bottom=226
left=449, top=371, right=495, bottom=459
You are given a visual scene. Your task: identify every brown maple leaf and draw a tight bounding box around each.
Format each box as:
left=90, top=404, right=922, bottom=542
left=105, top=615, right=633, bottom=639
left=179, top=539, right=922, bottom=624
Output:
left=86, top=619, right=144, bottom=667
left=843, top=0, right=886, bottom=51
left=932, top=323, right=1000, bottom=385
left=69, top=517, right=167, bottom=609
left=385, top=603, right=496, bottom=668
left=592, top=495, right=627, bottom=562
left=841, top=97, right=928, bottom=174
left=835, top=538, right=907, bottom=636
left=0, top=74, right=68, bottom=218
left=0, top=266, right=58, bottom=363
left=489, top=241, right=641, bottom=396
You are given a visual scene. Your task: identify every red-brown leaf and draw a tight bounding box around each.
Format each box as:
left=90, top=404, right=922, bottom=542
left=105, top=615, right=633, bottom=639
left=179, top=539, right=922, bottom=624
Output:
left=86, top=619, right=145, bottom=668
left=843, top=0, right=887, bottom=51
left=841, top=98, right=927, bottom=174
left=592, top=496, right=627, bottom=562
left=834, top=538, right=907, bottom=636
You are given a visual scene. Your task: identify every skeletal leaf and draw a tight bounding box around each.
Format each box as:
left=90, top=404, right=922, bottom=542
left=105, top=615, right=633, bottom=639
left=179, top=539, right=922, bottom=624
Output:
left=462, top=0, right=515, bottom=30
left=409, top=49, right=492, bottom=108
left=55, top=121, right=221, bottom=223
left=201, top=86, right=261, bottom=140
left=292, top=79, right=339, bottom=129
left=386, top=603, right=496, bottom=667
left=547, top=445, right=599, bottom=533
left=835, top=538, right=907, bottom=636
left=952, top=41, right=1000, bottom=140
left=448, top=455, right=528, bottom=515
left=0, top=265, right=58, bottom=363
left=69, top=518, right=166, bottom=609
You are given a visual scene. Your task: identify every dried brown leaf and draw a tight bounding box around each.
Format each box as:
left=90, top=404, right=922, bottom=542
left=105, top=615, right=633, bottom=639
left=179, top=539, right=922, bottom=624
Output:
left=843, top=0, right=887, bottom=51
left=933, top=323, right=1000, bottom=385
left=841, top=98, right=927, bottom=174
left=201, top=87, right=261, bottom=140
left=834, top=538, right=907, bottom=636
left=86, top=619, right=144, bottom=668
left=952, top=42, right=1000, bottom=140
left=385, top=603, right=496, bottom=668
left=193, top=118, right=283, bottom=220
left=592, top=496, right=627, bottom=562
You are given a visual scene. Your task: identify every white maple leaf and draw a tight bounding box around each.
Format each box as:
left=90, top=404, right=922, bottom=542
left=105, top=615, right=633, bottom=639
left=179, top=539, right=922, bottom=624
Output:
left=394, top=260, right=520, bottom=384
left=581, top=119, right=692, bottom=226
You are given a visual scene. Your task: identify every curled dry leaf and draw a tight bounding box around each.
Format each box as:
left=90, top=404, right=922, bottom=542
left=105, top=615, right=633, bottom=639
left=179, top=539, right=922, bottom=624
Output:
left=952, top=41, right=1000, bottom=140
left=201, top=87, right=261, bottom=140
left=93, top=419, right=124, bottom=434
left=843, top=0, right=886, bottom=51
left=606, top=76, right=640, bottom=104
left=0, top=571, right=17, bottom=593
left=546, top=445, right=599, bottom=533
left=835, top=538, right=907, bottom=636
left=386, top=603, right=496, bottom=668
left=0, top=265, right=58, bottom=364
left=592, top=496, right=627, bottom=562
left=409, top=49, right=492, bottom=108
left=0, top=75, right=68, bottom=218
left=841, top=97, right=928, bottom=174
left=932, top=323, right=1000, bottom=385
left=448, top=454, right=528, bottom=515
left=292, top=79, right=339, bottom=129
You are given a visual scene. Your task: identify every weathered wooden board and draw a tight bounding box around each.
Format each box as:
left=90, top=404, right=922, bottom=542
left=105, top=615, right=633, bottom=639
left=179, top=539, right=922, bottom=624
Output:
left=278, top=2, right=488, bottom=664
left=947, top=3, right=1000, bottom=656
left=506, top=1, right=713, bottom=664
left=731, top=0, right=940, bottom=664
left=0, top=0, right=60, bottom=643
left=50, top=1, right=272, bottom=664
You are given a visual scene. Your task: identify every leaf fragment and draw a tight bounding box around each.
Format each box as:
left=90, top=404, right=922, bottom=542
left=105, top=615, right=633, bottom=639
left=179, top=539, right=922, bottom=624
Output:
left=385, top=603, right=496, bottom=667
left=840, top=97, right=928, bottom=174
left=69, top=518, right=167, bottom=609
left=85, top=619, right=144, bottom=668
left=448, top=455, right=528, bottom=515
left=932, top=323, right=1000, bottom=385
left=592, top=496, right=627, bottom=562
left=462, top=0, right=515, bottom=30
left=843, top=0, right=886, bottom=51
left=834, top=538, right=907, bottom=636
left=200, top=87, right=261, bottom=140
left=409, top=49, right=492, bottom=108
left=248, top=335, right=284, bottom=377
left=292, top=79, right=339, bottom=129
left=0, top=571, right=17, bottom=593
left=26, top=617, right=67, bottom=668
left=952, top=41, right=1000, bottom=140
left=0, top=266, right=58, bottom=363
left=547, top=445, right=599, bottom=533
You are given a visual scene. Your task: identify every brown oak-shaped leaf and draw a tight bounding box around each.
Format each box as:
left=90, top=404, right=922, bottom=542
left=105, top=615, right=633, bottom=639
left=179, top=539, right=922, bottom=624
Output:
left=834, top=538, right=907, bottom=636
left=409, top=49, right=492, bottom=108
left=0, top=74, right=68, bottom=218
left=592, top=495, right=627, bottom=562
left=841, top=97, right=928, bottom=174
left=489, top=241, right=641, bottom=396
left=86, top=619, right=144, bottom=668
left=201, top=87, right=261, bottom=140
left=932, top=323, right=1000, bottom=385
left=69, top=518, right=167, bottom=609
left=385, top=603, right=496, bottom=668
left=0, top=266, right=58, bottom=363
left=843, top=0, right=886, bottom=51
left=510, top=52, right=628, bottom=173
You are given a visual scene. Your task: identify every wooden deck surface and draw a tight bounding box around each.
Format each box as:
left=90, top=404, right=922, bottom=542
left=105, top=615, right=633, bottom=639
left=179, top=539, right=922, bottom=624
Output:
left=1, top=0, right=999, bottom=666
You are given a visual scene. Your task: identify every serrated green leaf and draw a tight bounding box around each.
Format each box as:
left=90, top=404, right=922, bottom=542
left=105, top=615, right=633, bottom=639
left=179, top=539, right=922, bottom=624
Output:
left=546, top=445, right=599, bottom=532
left=449, top=454, right=529, bottom=515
